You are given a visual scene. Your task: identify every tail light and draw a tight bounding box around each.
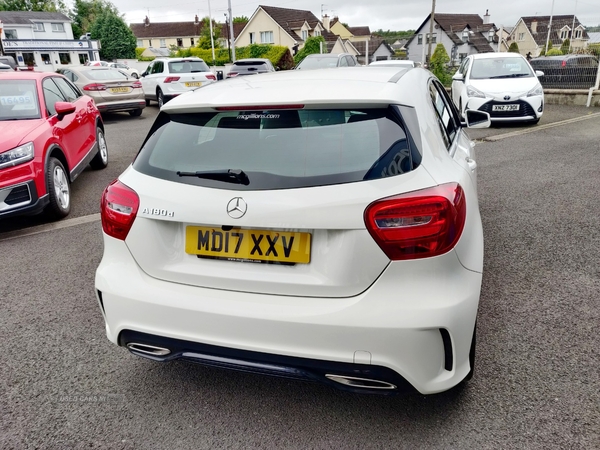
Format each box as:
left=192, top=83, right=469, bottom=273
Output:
left=561, top=60, right=566, bottom=67
left=101, top=180, right=139, bottom=240
left=84, top=83, right=107, bottom=91
left=132, top=80, right=142, bottom=88
left=227, top=72, right=238, bottom=77
left=364, top=183, right=466, bottom=261
left=206, top=74, right=216, bottom=80
left=164, top=76, right=180, bottom=83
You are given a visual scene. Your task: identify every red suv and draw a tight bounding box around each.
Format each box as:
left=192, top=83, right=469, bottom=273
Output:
left=0, top=71, right=108, bottom=219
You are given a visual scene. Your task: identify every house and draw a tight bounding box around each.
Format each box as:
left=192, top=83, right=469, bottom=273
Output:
left=130, top=16, right=202, bottom=50
left=0, top=10, right=100, bottom=71
left=324, top=16, right=371, bottom=43
left=507, top=16, right=590, bottom=57
left=405, top=12, right=498, bottom=66
left=351, top=39, right=395, bottom=64
left=235, top=6, right=337, bottom=54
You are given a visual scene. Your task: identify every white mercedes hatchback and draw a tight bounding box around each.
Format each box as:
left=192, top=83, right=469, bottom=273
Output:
left=95, top=67, right=490, bottom=395
left=451, top=53, right=544, bottom=124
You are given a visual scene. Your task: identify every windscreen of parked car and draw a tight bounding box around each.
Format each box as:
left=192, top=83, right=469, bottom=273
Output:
left=296, top=56, right=340, bottom=69
left=0, top=80, right=41, bottom=120
left=133, top=108, right=420, bottom=190
left=169, top=60, right=210, bottom=73
left=470, top=57, right=534, bottom=79
left=82, top=69, right=129, bottom=80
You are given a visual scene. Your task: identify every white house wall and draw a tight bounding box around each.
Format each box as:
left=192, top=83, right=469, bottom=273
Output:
left=236, top=10, right=297, bottom=48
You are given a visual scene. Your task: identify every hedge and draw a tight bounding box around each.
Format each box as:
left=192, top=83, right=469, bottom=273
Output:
left=175, top=44, right=294, bottom=69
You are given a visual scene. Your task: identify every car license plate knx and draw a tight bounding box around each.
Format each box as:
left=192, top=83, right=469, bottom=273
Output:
left=492, top=104, right=519, bottom=111
left=185, top=82, right=202, bottom=87
left=110, top=87, right=129, bottom=93
left=185, top=226, right=311, bottom=264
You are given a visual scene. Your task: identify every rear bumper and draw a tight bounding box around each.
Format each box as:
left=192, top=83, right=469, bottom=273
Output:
left=95, top=236, right=482, bottom=395
left=96, top=101, right=146, bottom=113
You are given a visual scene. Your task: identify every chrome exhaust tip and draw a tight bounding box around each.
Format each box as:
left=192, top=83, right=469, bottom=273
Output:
left=325, top=374, right=397, bottom=390
left=126, top=343, right=171, bottom=357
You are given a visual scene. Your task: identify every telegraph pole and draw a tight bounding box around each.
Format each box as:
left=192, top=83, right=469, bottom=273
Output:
left=427, top=0, right=436, bottom=66
left=544, top=0, right=555, bottom=54
left=228, top=0, right=236, bottom=62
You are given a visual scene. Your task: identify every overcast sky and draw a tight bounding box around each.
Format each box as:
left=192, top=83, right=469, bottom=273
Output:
left=96, top=0, right=599, bottom=31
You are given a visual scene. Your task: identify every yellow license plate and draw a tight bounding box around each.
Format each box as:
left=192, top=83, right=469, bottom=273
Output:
left=184, top=81, right=202, bottom=87
left=110, top=87, right=129, bottom=93
left=185, top=226, right=311, bottom=264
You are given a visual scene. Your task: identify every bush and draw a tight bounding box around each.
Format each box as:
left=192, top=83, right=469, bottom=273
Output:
left=174, top=44, right=293, bottom=69
left=508, top=42, right=520, bottom=53
left=546, top=48, right=563, bottom=56
left=294, top=36, right=326, bottom=65
left=587, top=43, right=600, bottom=57
left=560, top=39, right=570, bottom=54
left=429, top=43, right=451, bottom=85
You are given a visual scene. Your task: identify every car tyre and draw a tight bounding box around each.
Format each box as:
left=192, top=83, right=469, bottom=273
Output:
left=132, top=73, right=139, bottom=79
left=129, top=109, right=143, bottom=117
left=145, top=98, right=151, bottom=106
left=157, top=89, right=165, bottom=108
left=90, top=127, right=108, bottom=170
left=45, top=157, right=71, bottom=219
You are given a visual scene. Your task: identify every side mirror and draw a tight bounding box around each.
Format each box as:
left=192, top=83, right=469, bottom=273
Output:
left=463, top=109, right=491, bottom=129
left=54, top=101, right=76, bottom=121
left=452, top=72, right=464, bottom=82
left=535, top=70, right=544, bottom=77
left=141, top=71, right=148, bottom=77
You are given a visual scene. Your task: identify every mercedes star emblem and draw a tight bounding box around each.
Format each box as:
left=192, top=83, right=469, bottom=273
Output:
left=226, top=197, right=247, bottom=219
left=504, top=95, right=511, bottom=101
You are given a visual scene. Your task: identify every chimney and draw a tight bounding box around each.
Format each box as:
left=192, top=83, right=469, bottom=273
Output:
left=483, top=9, right=490, bottom=25
left=322, top=14, right=330, bottom=31
left=531, top=19, right=537, bottom=34
left=194, top=14, right=199, bottom=24
left=144, top=16, right=150, bottom=27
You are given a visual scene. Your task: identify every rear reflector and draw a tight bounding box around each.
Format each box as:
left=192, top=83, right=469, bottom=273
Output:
left=101, top=180, right=139, bottom=240
left=132, top=80, right=142, bottom=88
left=206, top=74, right=216, bottom=80
left=364, top=183, right=466, bottom=260
left=164, top=76, right=180, bottom=83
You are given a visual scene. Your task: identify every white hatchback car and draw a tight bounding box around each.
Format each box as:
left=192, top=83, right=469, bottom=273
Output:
left=95, top=67, right=490, bottom=395
left=451, top=53, right=544, bottom=124
left=140, top=57, right=217, bottom=108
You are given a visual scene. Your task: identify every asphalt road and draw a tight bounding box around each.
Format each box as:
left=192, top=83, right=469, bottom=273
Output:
left=0, top=105, right=598, bottom=449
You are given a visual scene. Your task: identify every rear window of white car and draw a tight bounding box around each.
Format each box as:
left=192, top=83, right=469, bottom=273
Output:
left=83, top=69, right=129, bottom=80
left=168, top=60, right=210, bottom=73
left=133, top=108, right=421, bottom=190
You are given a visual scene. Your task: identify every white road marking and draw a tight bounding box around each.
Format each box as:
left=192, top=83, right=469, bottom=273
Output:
left=480, top=112, right=600, bottom=142
left=0, top=213, right=100, bottom=241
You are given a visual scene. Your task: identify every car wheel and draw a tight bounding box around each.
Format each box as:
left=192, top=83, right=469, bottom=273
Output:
left=129, top=109, right=143, bottom=117
left=132, top=73, right=139, bottom=79
left=145, top=99, right=151, bottom=106
left=90, top=127, right=108, bottom=170
left=157, top=89, right=164, bottom=108
left=46, top=157, right=71, bottom=219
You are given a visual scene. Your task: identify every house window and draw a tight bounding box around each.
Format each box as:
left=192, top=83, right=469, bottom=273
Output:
left=315, top=30, right=321, bottom=36
left=190, top=37, right=194, bottom=46
left=23, top=53, right=36, bottom=66
left=417, top=34, right=423, bottom=45
left=302, top=30, right=308, bottom=40
left=260, top=31, right=274, bottom=44
left=5, top=29, right=18, bottom=39
left=462, top=31, right=469, bottom=42
left=427, top=33, right=437, bottom=44
left=59, top=53, right=71, bottom=64
left=574, top=29, right=582, bottom=39
left=249, top=32, right=255, bottom=44
left=51, top=23, right=65, bottom=32
left=137, top=39, right=143, bottom=47
left=488, top=29, right=495, bottom=42
left=518, top=32, right=525, bottom=41
left=41, top=53, right=51, bottom=65
left=177, top=38, right=183, bottom=47
left=33, top=22, right=45, bottom=32
left=160, top=39, right=166, bottom=48
left=149, top=39, right=152, bottom=47
left=560, top=28, right=570, bottom=40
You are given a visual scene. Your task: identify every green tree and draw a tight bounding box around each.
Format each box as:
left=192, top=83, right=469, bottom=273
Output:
left=89, top=10, right=136, bottom=60
left=560, top=38, right=570, bottom=54
left=293, top=35, right=325, bottom=65
left=508, top=42, right=520, bottom=53
left=233, top=16, right=248, bottom=23
left=0, top=0, right=66, bottom=11
left=69, top=0, right=119, bottom=39
left=196, top=17, right=221, bottom=50
left=429, top=43, right=451, bottom=85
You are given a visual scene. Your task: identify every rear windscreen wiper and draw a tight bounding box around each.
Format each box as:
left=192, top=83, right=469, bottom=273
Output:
left=176, top=169, right=250, bottom=185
